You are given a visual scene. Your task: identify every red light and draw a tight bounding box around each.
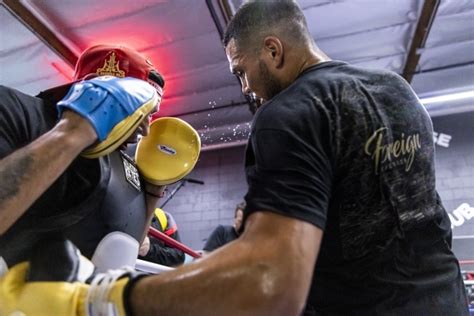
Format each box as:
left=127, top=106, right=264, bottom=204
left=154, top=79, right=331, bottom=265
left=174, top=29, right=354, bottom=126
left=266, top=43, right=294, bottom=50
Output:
left=51, top=62, right=73, bottom=81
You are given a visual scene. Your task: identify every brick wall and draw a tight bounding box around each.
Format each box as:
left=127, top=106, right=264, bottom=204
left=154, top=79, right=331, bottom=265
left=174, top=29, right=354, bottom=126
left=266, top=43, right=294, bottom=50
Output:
left=162, top=145, right=247, bottom=250
left=432, top=111, right=474, bottom=267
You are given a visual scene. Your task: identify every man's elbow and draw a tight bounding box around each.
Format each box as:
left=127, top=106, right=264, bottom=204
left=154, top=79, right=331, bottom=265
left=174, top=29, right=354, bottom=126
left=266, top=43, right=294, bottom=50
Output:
left=274, top=285, right=308, bottom=314
left=268, top=290, right=307, bottom=315
left=252, top=263, right=309, bottom=315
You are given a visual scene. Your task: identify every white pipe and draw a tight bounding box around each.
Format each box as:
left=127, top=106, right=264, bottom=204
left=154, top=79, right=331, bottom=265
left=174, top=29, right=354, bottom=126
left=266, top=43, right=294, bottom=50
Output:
left=135, top=259, right=174, bottom=274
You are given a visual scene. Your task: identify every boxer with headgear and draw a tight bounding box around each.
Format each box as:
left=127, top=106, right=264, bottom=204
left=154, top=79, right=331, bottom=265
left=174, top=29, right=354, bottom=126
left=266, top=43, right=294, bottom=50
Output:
left=0, top=43, right=205, bottom=315
left=0, top=44, right=171, bottom=267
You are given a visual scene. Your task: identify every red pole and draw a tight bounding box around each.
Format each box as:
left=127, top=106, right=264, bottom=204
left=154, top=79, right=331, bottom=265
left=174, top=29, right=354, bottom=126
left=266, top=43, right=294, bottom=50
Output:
left=148, top=226, right=201, bottom=258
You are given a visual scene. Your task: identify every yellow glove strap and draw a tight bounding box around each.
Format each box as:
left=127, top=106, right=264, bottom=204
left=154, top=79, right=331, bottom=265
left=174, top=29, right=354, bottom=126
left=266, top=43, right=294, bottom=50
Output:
left=0, top=262, right=130, bottom=316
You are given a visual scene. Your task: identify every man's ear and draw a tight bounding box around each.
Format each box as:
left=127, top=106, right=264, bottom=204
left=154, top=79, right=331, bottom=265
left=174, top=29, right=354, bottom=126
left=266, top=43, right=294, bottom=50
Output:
left=263, top=36, right=284, bottom=68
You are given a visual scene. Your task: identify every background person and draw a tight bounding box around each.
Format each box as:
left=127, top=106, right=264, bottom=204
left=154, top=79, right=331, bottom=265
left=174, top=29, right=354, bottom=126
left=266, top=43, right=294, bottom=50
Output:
left=202, top=201, right=245, bottom=253
left=139, top=208, right=185, bottom=267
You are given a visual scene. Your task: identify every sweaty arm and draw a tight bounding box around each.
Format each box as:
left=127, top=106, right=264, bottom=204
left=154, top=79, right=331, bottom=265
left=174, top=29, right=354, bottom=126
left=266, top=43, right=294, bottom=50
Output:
left=0, top=111, right=96, bottom=235
left=131, top=211, right=323, bottom=315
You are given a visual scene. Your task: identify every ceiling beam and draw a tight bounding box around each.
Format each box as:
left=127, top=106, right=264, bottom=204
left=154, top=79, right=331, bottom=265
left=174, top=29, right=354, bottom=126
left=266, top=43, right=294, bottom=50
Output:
left=217, top=0, right=233, bottom=25
left=402, top=0, right=440, bottom=83
left=205, top=0, right=225, bottom=40
left=1, top=0, right=78, bottom=66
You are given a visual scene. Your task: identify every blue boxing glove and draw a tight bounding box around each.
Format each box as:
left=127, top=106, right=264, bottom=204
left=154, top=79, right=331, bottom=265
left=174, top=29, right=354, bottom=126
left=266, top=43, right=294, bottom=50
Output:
left=57, top=76, right=160, bottom=158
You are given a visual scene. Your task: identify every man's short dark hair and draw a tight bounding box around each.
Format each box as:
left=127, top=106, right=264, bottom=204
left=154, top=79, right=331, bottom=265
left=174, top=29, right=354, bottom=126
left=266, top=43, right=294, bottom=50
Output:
left=223, top=0, right=310, bottom=52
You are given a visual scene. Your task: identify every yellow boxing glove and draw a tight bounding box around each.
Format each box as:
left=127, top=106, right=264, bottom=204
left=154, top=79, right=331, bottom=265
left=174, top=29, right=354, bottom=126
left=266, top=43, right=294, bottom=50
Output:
left=0, top=238, right=143, bottom=316
left=135, top=117, right=201, bottom=185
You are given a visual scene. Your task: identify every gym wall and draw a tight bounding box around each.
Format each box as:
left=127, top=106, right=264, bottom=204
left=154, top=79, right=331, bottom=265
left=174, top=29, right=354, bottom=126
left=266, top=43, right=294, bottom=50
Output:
left=163, top=146, right=247, bottom=250
left=432, top=111, right=474, bottom=269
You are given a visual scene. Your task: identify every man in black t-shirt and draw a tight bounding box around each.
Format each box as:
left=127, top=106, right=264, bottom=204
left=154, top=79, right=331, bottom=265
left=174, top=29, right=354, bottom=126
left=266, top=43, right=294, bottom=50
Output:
left=202, top=201, right=245, bottom=253
left=219, top=1, right=469, bottom=315
left=0, top=2, right=468, bottom=315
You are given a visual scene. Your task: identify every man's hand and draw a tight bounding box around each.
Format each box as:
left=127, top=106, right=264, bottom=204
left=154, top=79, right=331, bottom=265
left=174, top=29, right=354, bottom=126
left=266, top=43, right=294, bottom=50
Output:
left=139, top=236, right=151, bottom=256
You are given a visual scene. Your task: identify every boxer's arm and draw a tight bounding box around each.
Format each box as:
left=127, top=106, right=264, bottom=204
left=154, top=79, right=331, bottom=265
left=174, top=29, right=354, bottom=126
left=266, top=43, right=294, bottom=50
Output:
left=131, top=211, right=323, bottom=315
left=0, top=111, right=96, bottom=235
left=1, top=76, right=160, bottom=236
left=139, top=184, right=167, bottom=244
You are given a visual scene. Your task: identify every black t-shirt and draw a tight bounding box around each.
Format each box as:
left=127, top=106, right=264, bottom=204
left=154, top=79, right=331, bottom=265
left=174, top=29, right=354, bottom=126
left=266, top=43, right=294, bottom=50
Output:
left=0, top=86, right=103, bottom=265
left=203, top=225, right=238, bottom=252
left=139, top=214, right=185, bottom=267
left=244, top=62, right=468, bottom=314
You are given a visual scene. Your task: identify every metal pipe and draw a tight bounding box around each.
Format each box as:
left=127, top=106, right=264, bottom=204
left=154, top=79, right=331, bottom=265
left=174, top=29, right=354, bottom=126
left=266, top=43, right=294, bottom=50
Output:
left=2, top=0, right=78, bottom=66
left=402, top=0, right=440, bottom=82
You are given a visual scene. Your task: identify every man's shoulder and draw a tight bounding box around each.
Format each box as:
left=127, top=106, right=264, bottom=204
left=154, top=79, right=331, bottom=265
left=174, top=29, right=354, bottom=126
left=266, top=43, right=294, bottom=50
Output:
left=0, top=85, right=44, bottom=110
left=0, top=85, right=34, bottom=99
left=215, top=224, right=232, bottom=232
left=208, top=225, right=234, bottom=238
left=299, top=61, right=399, bottom=85
left=0, top=85, right=19, bottom=95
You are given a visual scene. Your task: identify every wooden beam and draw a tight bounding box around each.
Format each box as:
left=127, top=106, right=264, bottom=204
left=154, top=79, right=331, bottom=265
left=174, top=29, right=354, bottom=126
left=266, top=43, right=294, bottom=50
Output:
left=2, top=0, right=78, bottom=67
left=402, top=0, right=440, bottom=83
left=218, top=0, right=234, bottom=25
left=205, top=0, right=225, bottom=40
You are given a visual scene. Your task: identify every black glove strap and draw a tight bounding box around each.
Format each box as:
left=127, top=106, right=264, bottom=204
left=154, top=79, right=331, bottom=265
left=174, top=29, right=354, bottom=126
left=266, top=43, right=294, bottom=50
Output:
left=122, top=272, right=151, bottom=316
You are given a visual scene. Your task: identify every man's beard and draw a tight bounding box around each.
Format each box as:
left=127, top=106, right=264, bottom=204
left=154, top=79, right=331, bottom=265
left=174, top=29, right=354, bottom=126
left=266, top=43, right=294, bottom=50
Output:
left=258, top=60, right=283, bottom=101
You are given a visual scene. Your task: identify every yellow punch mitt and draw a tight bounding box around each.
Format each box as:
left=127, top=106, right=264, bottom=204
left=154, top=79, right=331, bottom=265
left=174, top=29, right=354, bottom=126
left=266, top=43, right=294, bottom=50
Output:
left=135, top=117, right=201, bottom=185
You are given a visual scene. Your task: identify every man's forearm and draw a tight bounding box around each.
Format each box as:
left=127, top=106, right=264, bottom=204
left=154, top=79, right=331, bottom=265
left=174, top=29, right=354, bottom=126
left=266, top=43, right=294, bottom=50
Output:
left=139, top=193, right=162, bottom=244
left=130, top=212, right=322, bottom=315
left=0, top=112, right=95, bottom=235
left=131, top=238, right=281, bottom=315
left=139, top=184, right=166, bottom=243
